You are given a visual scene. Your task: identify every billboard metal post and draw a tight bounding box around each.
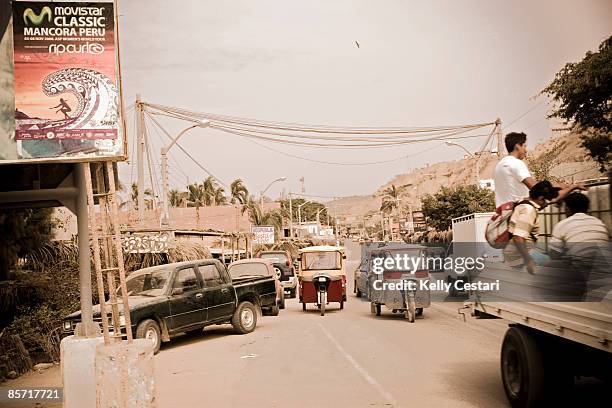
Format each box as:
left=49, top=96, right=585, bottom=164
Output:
left=74, top=164, right=97, bottom=336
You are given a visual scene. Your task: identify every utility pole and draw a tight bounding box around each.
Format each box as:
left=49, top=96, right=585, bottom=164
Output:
left=136, top=95, right=145, bottom=226
left=495, top=118, right=503, bottom=158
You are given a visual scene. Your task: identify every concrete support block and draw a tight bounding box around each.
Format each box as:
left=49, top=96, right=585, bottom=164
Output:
left=95, top=339, right=156, bottom=407
left=61, top=335, right=104, bottom=408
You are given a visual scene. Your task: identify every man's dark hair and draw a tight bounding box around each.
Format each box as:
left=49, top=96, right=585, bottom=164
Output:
left=505, top=132, right=527, bottom=153
left=564, top=192, right=589, bottom=214
left=529, top=180, right=560, bottom=200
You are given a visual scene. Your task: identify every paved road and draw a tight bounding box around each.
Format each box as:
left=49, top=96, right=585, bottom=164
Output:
left=7, top=241, right=608, bottom=407
left=154, top=241, right=510, bottom=408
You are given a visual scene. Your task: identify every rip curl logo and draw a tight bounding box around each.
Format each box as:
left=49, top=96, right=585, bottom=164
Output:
left=49, top=43, right=105, bottom=56
left=23, top=7, right=52, bottom=26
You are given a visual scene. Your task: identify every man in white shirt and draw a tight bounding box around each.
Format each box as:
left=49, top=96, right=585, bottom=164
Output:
left=493, top=132, right=583, bottom=208
left=493, top=132, right=532, bottom=207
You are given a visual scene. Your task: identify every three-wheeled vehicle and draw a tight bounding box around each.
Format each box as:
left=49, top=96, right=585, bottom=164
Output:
left=298, top=246, right=346, bottom=316
left=368, top=245, right=431, bottom=322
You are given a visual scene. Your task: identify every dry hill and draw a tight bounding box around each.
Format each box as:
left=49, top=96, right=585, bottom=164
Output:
left=332, top=131, right=603, bottom=225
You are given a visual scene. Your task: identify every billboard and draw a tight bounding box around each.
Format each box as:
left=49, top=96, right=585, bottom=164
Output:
left=0, top=1, right=126, bottom=163
left=251, top=226, right=275, bottom=245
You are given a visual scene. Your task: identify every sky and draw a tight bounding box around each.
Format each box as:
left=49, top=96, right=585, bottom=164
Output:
left=116, top=0, right=612, bottom=201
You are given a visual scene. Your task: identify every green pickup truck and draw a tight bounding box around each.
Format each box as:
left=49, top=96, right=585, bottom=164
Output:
left=62, top=259, right=278, bottom=353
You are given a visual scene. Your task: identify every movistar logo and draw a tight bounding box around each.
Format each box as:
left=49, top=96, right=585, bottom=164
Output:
left=23, top=6, right=52, bottom=26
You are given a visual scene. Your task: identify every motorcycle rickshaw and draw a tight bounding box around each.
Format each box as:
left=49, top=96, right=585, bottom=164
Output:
left=298, top=246, right=346, bottom=316
left=368, top=245, right=431, bottom=322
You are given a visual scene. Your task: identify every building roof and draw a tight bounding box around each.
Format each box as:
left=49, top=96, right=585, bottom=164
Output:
left=299, top=245, right=345, bottom=253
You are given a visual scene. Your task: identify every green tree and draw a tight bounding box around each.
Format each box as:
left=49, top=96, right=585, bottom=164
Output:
left=187, top=182, right=205, bottom=219
left=0, top=208, right=57, bottom=280
left=129, top=182, right=154, bottom=210
left=542, top=36, right=612, bottom=171
left=241, top=198, right=284, bottom=236
left=202, top=176, right=226, bottom=206
left=379, top=184, right=406, bottom=214
left=525, top=140, right=566, bottom=184
left=168, top=188, right=186, bottom=208
left=280, top=198, right=329, bottom=224
left=421, top=185, right=495, bottom=231
left=230, top=179, right=249, bottom=205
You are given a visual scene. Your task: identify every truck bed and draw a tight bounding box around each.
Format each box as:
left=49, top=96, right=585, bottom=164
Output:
left=466, top=300, right=612, bottom=353
left=465, top=262, right=612, bottom=353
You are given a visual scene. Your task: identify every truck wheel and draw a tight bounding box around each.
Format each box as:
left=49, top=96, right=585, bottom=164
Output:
left=448, top=278, right=458, bottom=297
left=405, top=292, right=416, bottom=322
left=302, top=302, right=306, bottom=311
left=501, top=326, right=546, bottom=408
left=340, top=301, right=344, bottom=310
left=232, top=301, right=257, bottom=334
left=136, top=319, right=161, bottom=354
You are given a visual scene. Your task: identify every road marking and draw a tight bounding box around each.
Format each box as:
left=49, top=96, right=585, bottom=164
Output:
left=318, top=322, right=398, bottom=407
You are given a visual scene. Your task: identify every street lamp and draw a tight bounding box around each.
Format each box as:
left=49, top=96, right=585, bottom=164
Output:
left=297, top=200, right=311, bottom=225
left=161, top=119, right=210, bottom=226
left=445, top=140, right=473, bottom=157
left=260, top=176, right=287, bottom=209
left=445, top=141, right=480, bottom=184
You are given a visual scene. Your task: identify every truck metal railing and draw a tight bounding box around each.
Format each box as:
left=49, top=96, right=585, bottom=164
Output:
left=538, top=177, right=611, bottom=249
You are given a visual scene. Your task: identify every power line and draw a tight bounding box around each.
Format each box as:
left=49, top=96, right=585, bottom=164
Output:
left=234, top=135, right=444, bottom=166
left=503, top=99, right=546, bottom=131
left=212, top=124, right=492, bottom=149
left=145, top=102, right=495, bottom=135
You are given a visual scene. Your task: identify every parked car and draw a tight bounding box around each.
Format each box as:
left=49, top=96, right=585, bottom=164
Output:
left=229, top=258, right=285, bottom=313
left=62, top=259, right=277, bottom=353
left=258, top=251, right=297, bottom=299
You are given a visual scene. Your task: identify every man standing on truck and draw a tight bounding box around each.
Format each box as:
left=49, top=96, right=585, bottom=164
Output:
left=503, top=181, right=560, bottom=274
left=493, top=132, right=583, bottom=208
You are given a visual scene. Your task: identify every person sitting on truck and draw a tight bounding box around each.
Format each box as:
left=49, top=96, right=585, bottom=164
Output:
left=548, top=192, right=610, bottom=267
left=503, top=180, right=560, bottom=274
left=493, top=132, right=584, bottom=208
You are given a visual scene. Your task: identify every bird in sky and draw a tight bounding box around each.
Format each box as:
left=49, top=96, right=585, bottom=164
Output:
left=355, top=41, right=360, bottom=48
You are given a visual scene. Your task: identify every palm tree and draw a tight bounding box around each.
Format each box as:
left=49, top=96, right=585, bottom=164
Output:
left=230, top=179, right=249, bottom=204
left=380, top=184, right=407, bottom=239
left=214, top=186, right=227, bottom=205
left=241, top=198, right=283, bottom=235
left=202, top=176, right=227, bottom=206
left=379, top=184, right=405, bottom=214
left=129, top=182, right=154, bottom=210
left=168, top=188, right=186, bottom=208
left=187, top=182, right=205, bottom=220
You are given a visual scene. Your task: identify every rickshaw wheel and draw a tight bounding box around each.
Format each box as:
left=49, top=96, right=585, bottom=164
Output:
left=320, top=292, right=326, bottom=316
left=340, top=301, right=344, bottom=310
left=302, top=303, right=306, bottom=311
